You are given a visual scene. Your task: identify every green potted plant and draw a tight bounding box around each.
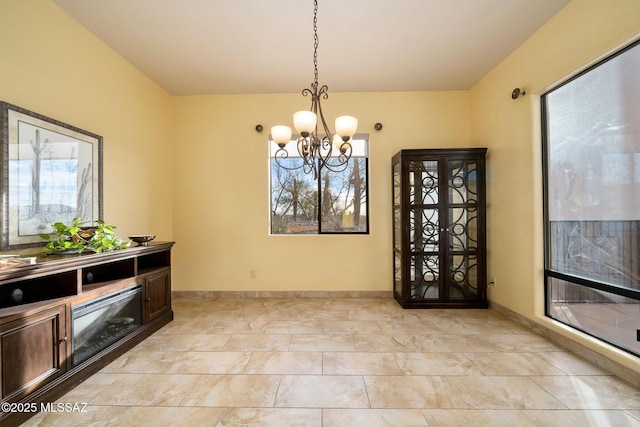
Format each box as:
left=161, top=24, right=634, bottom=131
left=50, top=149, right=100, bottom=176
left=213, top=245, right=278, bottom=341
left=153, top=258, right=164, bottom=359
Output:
left=39, top=218, right=131, bottom=254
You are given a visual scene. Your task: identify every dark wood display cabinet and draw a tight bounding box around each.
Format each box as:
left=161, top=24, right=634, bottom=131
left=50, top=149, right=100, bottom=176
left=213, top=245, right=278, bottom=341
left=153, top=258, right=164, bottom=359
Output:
left=393, top=149, right=487, bottom=308
left=0, top=242, right=174, bottom=426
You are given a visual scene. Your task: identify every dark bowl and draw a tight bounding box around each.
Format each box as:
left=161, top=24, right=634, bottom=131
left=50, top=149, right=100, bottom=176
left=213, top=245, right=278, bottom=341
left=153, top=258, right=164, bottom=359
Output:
left=129, top=234, right=156, bottom=246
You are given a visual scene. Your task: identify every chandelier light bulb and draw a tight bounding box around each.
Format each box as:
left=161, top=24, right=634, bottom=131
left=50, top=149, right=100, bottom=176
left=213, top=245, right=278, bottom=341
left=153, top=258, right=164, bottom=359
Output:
left=293, top=111, right=317, bottom=136
left=271, top=125, right=293, bottom=147
left=335, top=115, right=358, bottom=141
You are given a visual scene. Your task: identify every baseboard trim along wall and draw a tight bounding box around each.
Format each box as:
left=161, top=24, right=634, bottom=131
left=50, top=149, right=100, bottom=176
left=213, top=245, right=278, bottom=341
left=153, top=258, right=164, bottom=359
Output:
left=172, top=290, right=392, bottom=299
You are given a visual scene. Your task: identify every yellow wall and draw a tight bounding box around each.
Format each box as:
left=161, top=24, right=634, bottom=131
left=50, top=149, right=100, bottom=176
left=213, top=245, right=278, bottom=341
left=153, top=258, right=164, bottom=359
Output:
left=0, top=0, right=174, bottom=246
left=470, top=0, right=640, bottom=370
left=173, top=92, right=470, bottom=291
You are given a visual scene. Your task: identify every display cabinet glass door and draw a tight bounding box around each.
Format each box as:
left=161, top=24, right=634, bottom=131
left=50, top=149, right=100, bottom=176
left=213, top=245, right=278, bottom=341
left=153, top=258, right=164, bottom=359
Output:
left=445, top=158, right=481, bottom=301
left=407, top=159, right=440, bottom=301
left=393, top=161, right=403, bottom=297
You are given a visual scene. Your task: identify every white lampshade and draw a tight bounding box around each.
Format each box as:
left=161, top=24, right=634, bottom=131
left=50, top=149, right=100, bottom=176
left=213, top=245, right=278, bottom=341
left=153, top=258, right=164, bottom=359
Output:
left=271, top=125, right=292, bottom=146
left=293, top=111, right=317, bottom=134
left=335, top=115, right=358, bottom=139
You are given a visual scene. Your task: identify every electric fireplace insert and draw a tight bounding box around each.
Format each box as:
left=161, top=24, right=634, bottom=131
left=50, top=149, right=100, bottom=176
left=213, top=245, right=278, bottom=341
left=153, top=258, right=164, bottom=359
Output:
left=71, top=285, right=142, bottom=366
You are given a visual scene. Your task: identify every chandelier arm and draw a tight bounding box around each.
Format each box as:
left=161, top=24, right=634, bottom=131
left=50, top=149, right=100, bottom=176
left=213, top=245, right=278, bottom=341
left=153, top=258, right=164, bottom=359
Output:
left=274, top=147, right=304, bottom=172
left=303, top=160, right=318, bottom=179
left=275, top=145, right=319, bottom=179
left=315, top=97, right=332, bottom=141
left=320, top=158, right=351, bottom=173
left=296, top=136, right=320, bottom=179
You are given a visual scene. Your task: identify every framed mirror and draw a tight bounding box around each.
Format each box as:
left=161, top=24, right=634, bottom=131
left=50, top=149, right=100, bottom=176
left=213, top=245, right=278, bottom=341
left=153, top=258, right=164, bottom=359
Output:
left=0, top=102, right=103, bottom=251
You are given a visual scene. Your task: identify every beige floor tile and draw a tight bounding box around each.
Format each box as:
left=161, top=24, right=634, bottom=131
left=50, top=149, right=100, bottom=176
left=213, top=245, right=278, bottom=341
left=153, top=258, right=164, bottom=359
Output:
left=417, top=334, right=490, bottom=353
left=223, top=334, right=291, bottom=351
left=129, top=333, right=231, bottom=352
left=323, top=408, right=429, bottom=426
left=536, top=351, right=612, bottom=375
left=295, top=308, right=351, bottom=322
left=323, top=352, right=402, bottom=375
left=124, top=406, right=225, bottom=427
left=353, top=334, right=424, bottom=352
left=446, top=376, right=567, bottom=410
left=260, top=320, right=323, bottom=334
left=91, top=373, right=199, bottom=406
left=523, top=409, right=640, bottom=426
left=422, top=409, right=536, bottom=426
left=158, top=319, right=225, bottom=335
left=427, top=318, right=488, bottom=334
left=376, top=320, right=444, bottom=335
left=217, top=408, right=322, bottom=426
left=168, top=351, right=252, bottom=374
left=478, top=333, right=564, bottom=352
left=364, top=375, right=468, bottom=409
left=483, top=318, right=533, bottom=334
left=322, top=320, right=383, bottom=335
left=244, top=351, right=322, bottom=374
left=252, top=308, right=307, bottom=321
left=347, top=308, right=407, bottom=322
left=275, top=375, right=369, bottom=408
left=157, top=318, right=218, bottom=334
left=25, top=405, right=130, bottom=427
left=531, top=375, right=640, bottom=409
left=100, top=351, right=183, bottom=373
left=182, top=374, right=281, bottom=407
left=627, top=409, right=640, bottom=420
left=394, top=352, right=482, bottom=376
left=464, top=352, right=567, bottom=375
left=209, top=319, right=271, bottom=334
left=54, top=373, right=125, bottom=403
left=289, top=334, right=356, bottom=351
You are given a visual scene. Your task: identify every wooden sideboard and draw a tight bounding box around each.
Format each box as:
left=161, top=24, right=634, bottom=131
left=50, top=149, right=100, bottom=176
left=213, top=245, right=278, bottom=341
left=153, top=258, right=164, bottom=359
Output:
left=0, top=242, right=174, bottom=426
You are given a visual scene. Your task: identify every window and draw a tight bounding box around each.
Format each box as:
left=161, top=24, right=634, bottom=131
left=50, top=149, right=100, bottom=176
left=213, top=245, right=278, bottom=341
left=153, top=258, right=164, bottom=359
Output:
left=269, top=135, right=369, bottom=234
left=542, top=39, right=640, bottom=356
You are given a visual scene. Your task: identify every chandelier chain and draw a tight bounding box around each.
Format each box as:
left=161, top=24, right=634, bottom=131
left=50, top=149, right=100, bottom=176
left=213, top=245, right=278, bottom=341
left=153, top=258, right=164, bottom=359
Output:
left=313, top=0, right=319, bottom=86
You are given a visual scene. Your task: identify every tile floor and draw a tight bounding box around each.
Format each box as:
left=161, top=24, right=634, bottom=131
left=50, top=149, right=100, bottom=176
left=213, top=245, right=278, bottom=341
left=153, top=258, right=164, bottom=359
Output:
left=25, top=296, right=640, bottom=426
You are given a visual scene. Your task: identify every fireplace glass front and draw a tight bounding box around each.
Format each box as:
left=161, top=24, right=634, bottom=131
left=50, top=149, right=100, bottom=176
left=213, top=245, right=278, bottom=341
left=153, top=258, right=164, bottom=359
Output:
left=71, top=285, right=142, bottom=366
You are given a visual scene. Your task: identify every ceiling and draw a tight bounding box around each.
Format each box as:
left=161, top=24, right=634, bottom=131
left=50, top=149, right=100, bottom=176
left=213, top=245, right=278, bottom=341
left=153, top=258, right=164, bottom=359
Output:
left=53, top=0, right=570, bottom=96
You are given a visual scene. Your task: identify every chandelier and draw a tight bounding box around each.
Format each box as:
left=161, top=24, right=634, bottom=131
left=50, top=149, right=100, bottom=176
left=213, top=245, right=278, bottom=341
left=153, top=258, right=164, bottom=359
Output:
left=270, top=0, right=358, bottom=180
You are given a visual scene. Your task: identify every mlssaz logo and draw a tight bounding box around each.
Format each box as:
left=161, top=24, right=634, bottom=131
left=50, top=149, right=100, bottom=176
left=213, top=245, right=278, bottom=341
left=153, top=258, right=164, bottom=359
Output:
left=40, top=402, right=88, bottom=413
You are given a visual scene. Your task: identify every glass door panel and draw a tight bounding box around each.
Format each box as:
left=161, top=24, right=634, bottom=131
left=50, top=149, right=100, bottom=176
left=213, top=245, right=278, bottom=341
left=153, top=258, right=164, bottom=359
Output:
left=408, top=160, right=438, bottom=205
left=409, top=254, right=440, bottom=299
left=448, top=160, right=479, bottom=204
left=410, top=208, right=439, bottom=253
left=393, top=161, right=403, bottom=298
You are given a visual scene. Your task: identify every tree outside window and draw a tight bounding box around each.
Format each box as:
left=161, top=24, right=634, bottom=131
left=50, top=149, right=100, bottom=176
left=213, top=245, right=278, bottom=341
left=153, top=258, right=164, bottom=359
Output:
left=270, top=136, right=369, bottom=234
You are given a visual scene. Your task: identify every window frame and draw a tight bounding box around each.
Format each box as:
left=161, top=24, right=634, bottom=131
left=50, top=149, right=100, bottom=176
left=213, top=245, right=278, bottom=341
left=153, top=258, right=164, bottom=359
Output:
left=268, top=134, right=370, bottom=235
left=541, top=38, right=640, bottom=356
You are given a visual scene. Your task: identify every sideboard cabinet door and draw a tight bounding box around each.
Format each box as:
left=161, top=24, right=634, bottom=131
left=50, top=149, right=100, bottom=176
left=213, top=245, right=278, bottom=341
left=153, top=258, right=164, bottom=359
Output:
left=0, top=304, right=68, bottom=402
left=143, top=268, right=171, bottom=323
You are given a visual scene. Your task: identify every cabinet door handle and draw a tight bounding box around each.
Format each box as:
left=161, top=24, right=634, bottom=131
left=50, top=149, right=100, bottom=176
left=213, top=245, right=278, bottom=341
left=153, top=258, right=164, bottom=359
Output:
left=145, top=298, right=152, bottom=302
left=60, top=336, right=68, bottom=343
